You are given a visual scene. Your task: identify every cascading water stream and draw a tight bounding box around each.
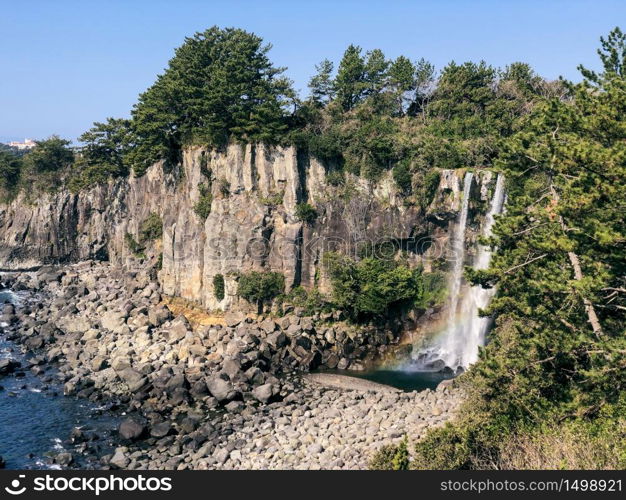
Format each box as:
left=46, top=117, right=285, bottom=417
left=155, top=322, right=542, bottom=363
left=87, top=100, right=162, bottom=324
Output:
left=458, top=174, right=505, bottom=366
left=412, top=173, right=505, bottom=373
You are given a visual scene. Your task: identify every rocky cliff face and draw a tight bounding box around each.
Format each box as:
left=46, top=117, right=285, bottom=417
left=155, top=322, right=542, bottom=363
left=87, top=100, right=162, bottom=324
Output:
left=0, top=145, right=497, bottom=314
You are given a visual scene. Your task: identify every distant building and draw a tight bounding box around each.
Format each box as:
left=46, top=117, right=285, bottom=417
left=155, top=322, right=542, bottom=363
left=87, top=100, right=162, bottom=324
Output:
left=7, top=138, right=36, bottom=150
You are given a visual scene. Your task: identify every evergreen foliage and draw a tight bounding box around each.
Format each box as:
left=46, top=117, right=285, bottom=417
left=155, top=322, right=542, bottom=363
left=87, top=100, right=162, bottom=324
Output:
left=194, top=183, right=213, bottom=220
left=213, top=274, right=225, bottom=301
left=20, top=136, right=74, bottom=193
left=0, top=149, right=22, bottom=199
left=237, top=271, right=285, bottom=311
left=129, top=26, right=294, bottom=174
left=410, top=27, right=626, bottom=470
left=139, top=213, right=163, bottom=242
left=323, top=252, right=424, bottom=321
left=294, top=202, right=318, bottom=224
left=70, top=118, right=133, bottom=190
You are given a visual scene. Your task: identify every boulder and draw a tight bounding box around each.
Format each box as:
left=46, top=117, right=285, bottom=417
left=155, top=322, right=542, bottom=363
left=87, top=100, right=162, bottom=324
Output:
left=286, top=324, right=302, bottom=337
left=221, top=358, right=241, bottom=380
left=24, top=335, right=45, bottom=350
left=224, top=312, right=246, bottom=328
left=190, top=380, right=209, bottom=399
left=180, top=417, right=199, bottom=434
left=259, top=318, right=277, bottom=334
left=0, top=359, right=20, bottom=375
left=118, top=418, right=146, bottom=441
left=91, top=356, right=108, bottom=371
left=300, top=317, right=314, bottom=332
left=101, top=311, right=127, bottom=334
left=150, top=421, right=172, bottom=438
left=206, top=376, right=234, bottom=402
left=167, top=316, right=191, bottom=342
left=251, top=383, right=274, bottom=404
left=62, top=317, right=91, bottom=334
left=55, top=452, right=73, bottom=466
left=0, top=313, right=17, bottom=325
left=276, top=316, right=291, bottom=330
left=266, top=331, right=288, bottom=349
left=118, top=368, right=148, bottom=393
left=164, top=373, right=189, bottom=395
left=295, top=336, right=312, bottom=350
left=109, top=447, right=130, bottom=468
left=244, top=367, right=265, bottom=385
left=111, top=356, right=131, bottom=372
left=148, top=306, right=172, bottom=327
left=2, top=303, right=16, bottom=315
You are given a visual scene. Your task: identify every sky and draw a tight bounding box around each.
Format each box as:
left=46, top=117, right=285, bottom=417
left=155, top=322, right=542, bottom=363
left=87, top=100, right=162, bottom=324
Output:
left=1, top=0, right=624, bottom=142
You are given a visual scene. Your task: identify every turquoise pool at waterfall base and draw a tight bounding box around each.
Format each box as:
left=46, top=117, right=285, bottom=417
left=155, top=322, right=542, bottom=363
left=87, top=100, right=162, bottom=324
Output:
left=319, top=369, right=455, bottom=392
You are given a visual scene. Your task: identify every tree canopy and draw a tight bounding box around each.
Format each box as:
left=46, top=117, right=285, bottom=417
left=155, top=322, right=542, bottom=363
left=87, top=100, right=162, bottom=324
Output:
left=0, top=148, right=21, bottom=199
left=130, top=26, right=295, bottom=174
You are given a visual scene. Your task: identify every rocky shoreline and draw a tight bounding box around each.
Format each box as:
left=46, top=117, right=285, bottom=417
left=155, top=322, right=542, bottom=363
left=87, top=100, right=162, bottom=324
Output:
left=1, top=261, right=462, bottom=470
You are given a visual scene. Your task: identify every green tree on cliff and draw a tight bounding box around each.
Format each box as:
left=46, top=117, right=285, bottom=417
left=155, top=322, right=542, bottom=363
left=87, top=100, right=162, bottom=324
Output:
left=23, top=136, right=74, bottom=173
left=308, top=59, right=335, bottom=106
left=79, top=118, right=133, bottom=177
left=0, top=149, right=22, bottom=198
left=18, top=136, right=74, bottom=193
left=130, top=26, right=295, bottom=175
left=334, top=44, right=367, bottom=111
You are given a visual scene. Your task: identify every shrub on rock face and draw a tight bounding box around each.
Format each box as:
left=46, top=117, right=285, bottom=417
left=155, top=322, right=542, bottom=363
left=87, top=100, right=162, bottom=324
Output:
left=237, top=271, right=285, bottom=312
left=294, top=202, right=318, bottom=224
left=392, top=161, right=412, bottom=194
left=213, top=274, right=225, bottom=301
left=124, top=232, right=144, bottom=256
left=283, top=286, right=331, bottom=315
left=218, top=178, right=231, bottom=197
left=323, top=252, right=423, bottom=321
left=194, top=183, right=213, bottom=220
left=139, top=213, right=163, bottom=242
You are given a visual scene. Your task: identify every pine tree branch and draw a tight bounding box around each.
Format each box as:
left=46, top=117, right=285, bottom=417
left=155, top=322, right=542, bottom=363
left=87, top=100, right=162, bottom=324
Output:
left=511, top=222, right=547, bottom=236
left=549, top=183, right=604, bottom=337
left=503, top=253, right=549, bottom=275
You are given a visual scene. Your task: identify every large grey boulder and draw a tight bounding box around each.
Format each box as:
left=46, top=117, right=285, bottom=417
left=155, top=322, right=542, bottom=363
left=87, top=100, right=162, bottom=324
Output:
left=148, top=306, right=172, bottom=327
left=150, top=421, right=172, bottom=438
left=101, top=311, right=127, bottom=334
left=224, top=312, right=245, bottom=328
left=266, top=331, right=288, bottom=349
left=109, top=447, right=130, bottom=468
left=259, top=318, right=277, bottom=334
left=252, top=383, right=275, bottom=404
left=118, top=418, right=146, bottom=441
left=118, top=368, right=148, bottom=393
left=206, top=376, right=234, bottom=402
left=2, top=303, right=16, bottom=315
left=166, top=316, right=191, bottom=342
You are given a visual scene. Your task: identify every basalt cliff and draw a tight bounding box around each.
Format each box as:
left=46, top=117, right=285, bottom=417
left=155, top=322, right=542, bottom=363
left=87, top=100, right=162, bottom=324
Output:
left=0, top=145, right=497, bottom=320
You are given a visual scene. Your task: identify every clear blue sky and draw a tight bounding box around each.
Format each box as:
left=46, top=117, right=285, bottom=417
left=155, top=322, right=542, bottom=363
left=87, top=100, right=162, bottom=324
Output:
left=1, top=0, right=624, bottom=142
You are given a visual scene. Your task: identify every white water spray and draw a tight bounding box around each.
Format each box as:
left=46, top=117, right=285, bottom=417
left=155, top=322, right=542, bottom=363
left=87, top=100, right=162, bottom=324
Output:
left=414, top=173, right=505, bottom=372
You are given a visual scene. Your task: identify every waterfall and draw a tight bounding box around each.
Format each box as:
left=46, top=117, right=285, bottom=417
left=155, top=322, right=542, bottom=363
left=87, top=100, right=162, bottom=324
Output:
left=413, top=173, right=505, bottom=373
left=453, top=173, right=505, bottom=367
